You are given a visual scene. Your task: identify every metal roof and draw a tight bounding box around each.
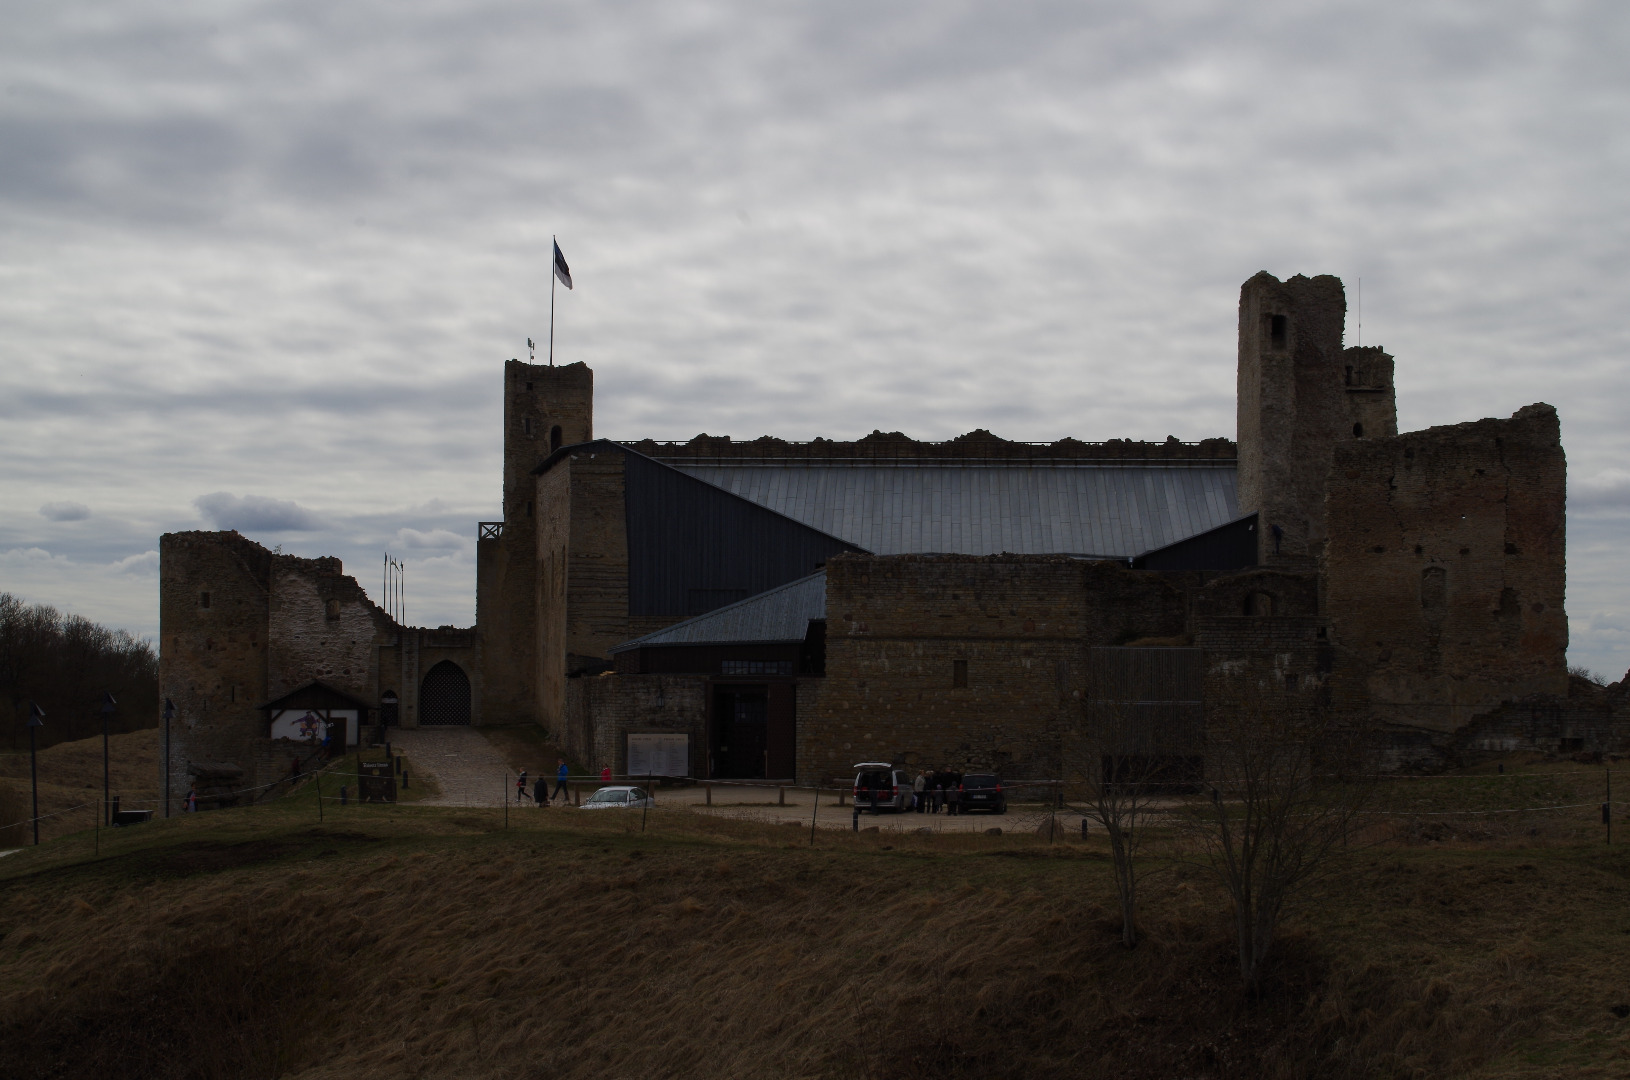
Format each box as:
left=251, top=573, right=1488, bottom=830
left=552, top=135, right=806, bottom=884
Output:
left=612, top=571, right=827, bottom=652
left=666, top=463, right=1239, bottom=558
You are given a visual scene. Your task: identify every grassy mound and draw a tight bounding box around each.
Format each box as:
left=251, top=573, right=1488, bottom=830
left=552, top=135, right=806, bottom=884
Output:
left=3, top=791, right=1630, bottom=1079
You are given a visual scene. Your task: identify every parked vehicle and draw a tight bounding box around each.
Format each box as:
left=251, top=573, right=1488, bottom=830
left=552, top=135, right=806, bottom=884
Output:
left=580, top=785, right=655, bottom=810
left=852, top=762, right=913, bottom=812
left=957, top=773, right=1006, bottom=814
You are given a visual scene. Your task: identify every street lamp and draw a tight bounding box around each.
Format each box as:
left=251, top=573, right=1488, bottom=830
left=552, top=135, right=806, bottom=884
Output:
left=162, top=698, right=175, bottom=819
left=26, top=702, right=44, bottom=845
left=101, top=692, right=116, bottom=826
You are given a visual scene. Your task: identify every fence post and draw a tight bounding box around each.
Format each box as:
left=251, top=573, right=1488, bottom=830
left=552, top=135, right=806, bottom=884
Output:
left=705, top=782, right=712, bottom=806
left=778, top=786, right=785, bottom=806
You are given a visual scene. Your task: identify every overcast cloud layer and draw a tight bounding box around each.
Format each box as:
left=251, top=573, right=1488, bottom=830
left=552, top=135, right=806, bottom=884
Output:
left=2, top=0, right=1626, bottom=679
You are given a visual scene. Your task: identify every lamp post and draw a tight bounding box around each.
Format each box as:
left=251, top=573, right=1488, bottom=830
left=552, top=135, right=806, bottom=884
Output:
left=101, top=692, right=116, bottom=826
left=162, top=697, right=175, bottom=818
left=26, top=702, right=44, bottom=845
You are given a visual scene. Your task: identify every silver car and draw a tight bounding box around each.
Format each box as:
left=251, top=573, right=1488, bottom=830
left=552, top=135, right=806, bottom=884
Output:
left=852, top=762, right=913, bottom=813
left=580, top=785, right=655, bottom=810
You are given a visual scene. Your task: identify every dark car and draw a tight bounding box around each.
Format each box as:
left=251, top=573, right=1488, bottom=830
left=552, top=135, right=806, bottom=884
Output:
left=957, top=773, right=1006, bottom=814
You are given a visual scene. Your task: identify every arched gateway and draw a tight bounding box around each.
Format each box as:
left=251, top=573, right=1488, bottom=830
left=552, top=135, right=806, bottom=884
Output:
left=419, top=661, right=471, bottom=725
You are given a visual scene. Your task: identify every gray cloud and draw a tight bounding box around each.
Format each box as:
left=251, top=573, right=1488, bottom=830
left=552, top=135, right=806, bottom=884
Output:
left=194, top=493, right=326, bottom=533
left=40, top=501, right=90, bottom=521
left=0, top=0, right=1626, bottom=672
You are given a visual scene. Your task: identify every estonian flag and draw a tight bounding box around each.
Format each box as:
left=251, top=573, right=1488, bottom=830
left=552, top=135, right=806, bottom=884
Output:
left=553, top=240, right=573, bottom=290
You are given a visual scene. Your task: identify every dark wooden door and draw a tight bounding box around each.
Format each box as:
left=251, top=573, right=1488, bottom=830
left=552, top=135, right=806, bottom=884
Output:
left=766, top=681, right=795, bottom=781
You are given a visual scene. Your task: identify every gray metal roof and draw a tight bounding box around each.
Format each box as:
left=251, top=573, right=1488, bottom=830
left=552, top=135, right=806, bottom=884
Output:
left=612, top=571, right=826, bottom=651
left=667, top=463, right=1239, bottom=558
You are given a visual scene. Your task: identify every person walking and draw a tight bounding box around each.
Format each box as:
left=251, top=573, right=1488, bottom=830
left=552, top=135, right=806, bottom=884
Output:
left=534, top=775, right=548, bottom=807
left=516, top=769, right=530, bottom=804
left=552, top=758, right=570, bottom=804
left=913, top=770, right=927, bottom=813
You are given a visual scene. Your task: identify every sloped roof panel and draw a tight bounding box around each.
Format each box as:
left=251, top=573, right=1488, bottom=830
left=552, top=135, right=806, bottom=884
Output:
left=612, top=572, right=827, bottom=651
left=669, top=464, right=1238, bottom=558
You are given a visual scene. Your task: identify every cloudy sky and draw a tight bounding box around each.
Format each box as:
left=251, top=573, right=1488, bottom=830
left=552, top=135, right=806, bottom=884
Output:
left=2, top=0, right=1626, bottom=677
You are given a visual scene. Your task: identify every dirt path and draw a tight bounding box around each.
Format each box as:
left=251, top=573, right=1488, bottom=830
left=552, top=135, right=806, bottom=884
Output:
left=386, top=728, right=516, bottom=807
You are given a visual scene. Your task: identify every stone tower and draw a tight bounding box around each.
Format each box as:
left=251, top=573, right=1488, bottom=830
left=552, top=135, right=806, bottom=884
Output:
left=477, top=359, right=593, bottom=722
left=1235, top=272, right=1396, bottom=565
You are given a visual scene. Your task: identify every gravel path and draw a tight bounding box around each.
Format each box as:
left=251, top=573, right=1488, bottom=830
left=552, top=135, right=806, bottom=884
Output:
left=387, top=727, right=516, bottom=807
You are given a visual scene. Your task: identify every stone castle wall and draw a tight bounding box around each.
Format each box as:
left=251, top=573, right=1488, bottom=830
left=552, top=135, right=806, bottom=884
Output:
left=798, top=554, right=1192, bottom=785
left=1324, top=404, right=1568, bottom=734
left=478, top=360, right=593, bottom=725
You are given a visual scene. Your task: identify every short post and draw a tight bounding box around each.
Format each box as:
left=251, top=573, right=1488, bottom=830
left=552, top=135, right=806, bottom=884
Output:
left=778, top=786, right=785, bottom=807
left=27, top=702, right=44, bottom=845
left=315, top=767, right=324, bottom=822
left=809, top=786, right=820, bottom=846
left=838, top=787, right=846, bottom=807
left=340, top=785, right=348, bottom=807
left=705, top=782, right=712, bottom=806
left=1080, top=817, right=1089, bottom=840
left=101, top=692, right=116, bottom=826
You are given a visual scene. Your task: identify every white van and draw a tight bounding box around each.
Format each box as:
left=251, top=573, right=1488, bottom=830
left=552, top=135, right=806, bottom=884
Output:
left=852, top=762, right=913, bottom=813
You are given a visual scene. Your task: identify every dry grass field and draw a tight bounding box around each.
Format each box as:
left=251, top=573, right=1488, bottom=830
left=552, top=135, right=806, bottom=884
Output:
left=3, top=744, right=1630, bottom=1080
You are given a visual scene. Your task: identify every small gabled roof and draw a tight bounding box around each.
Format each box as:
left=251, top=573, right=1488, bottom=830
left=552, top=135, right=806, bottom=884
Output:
left=258, top=680, right=372, bottom=712
left=611, top=571, right=826, bottom=653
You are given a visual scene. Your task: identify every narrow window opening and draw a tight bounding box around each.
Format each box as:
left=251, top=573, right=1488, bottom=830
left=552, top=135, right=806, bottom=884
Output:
left=1344, top=365, right=1353, bottom=386
left=550, top=425, right=563, bottom=452
left=523, top=416, right=533, bottom=436
left=525, top=381, right=533, bottom=391
left=1353, top=422, right=1364, bottom=438
left=325, top=598, right=341, bottom=621
left=1285, top=673, right=1299, bottom=692
left=1269, top=313, right=1287, bottom=348
left=199, top=591, right=211, bottom=609
left=952, top=659, right=968, bottom=688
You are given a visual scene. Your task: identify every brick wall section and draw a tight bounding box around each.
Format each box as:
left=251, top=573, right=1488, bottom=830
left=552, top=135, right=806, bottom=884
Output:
left=1324, top=404, right=1568, bottom=733
left=798, top=554, right=1190, bottom=785
left=478, top=359, right=593, bottom=725
left=630, top=429, right=1236, bottom=464
left=161, top=532, right=449, bottom=798
left=160, top=531, right=273, bottom=805
left=562, top=674, right=709, bottom=778
left=1236, top=273, right=1398, bottom=567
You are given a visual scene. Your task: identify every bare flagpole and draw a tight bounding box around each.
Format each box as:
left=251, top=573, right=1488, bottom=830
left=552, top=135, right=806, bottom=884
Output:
left=549, top=234, right=557, bottom=367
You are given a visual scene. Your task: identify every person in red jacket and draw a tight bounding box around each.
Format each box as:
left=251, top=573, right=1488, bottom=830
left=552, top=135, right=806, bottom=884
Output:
left=600, top=764, right=612, bottom=784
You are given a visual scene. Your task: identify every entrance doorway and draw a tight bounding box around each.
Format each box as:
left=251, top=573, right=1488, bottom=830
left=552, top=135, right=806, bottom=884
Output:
left=419, top=661, right=471, bottom=725
left=710, top=685, right=767, bottom=778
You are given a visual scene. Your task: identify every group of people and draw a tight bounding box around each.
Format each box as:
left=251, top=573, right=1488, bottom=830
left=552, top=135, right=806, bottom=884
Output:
left=514, top=760, right=614, bottom=805
left=911, top=769, right=964, bottom=814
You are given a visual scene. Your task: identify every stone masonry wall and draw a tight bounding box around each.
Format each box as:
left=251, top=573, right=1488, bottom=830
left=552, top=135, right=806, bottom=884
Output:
left=478, top=359, right=594, bottom=726
left=799, top=554, right=1189, bottom=785
left=1236, top=273, right=1397, bottom=567
left=1324, top=404, right=1567, bottom=734
left=562, top=674, right=708, bottom=779
left=160, top=531, right=274, bottom=807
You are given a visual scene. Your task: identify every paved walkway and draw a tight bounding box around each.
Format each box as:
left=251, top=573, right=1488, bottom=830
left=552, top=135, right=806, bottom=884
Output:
left=387, top=727, right=515, bottom=807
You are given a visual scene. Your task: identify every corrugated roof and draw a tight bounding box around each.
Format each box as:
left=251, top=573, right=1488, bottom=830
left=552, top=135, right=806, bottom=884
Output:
left=612, top=571, right=827, bottom=651
left=667, top=463, right=1239, bottom=558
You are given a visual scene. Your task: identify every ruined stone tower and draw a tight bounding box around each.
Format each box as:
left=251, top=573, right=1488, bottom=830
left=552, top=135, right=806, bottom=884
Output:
left=476, top=359, right=593, bottom=723
left=1235, top=272, right=1397, bottom=565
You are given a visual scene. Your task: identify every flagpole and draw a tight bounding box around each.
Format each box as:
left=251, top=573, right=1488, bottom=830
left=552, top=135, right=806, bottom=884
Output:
left=549, top=234, right=557, bottom=367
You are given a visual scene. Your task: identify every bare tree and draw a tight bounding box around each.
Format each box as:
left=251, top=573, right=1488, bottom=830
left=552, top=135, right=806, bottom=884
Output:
left=1182, top=678, right=1372, bottom=990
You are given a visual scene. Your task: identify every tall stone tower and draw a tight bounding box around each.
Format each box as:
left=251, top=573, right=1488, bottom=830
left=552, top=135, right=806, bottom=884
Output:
left=1235, top=272, right=1396, bottom=566
left=477, top=359, right=593, bottom=723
